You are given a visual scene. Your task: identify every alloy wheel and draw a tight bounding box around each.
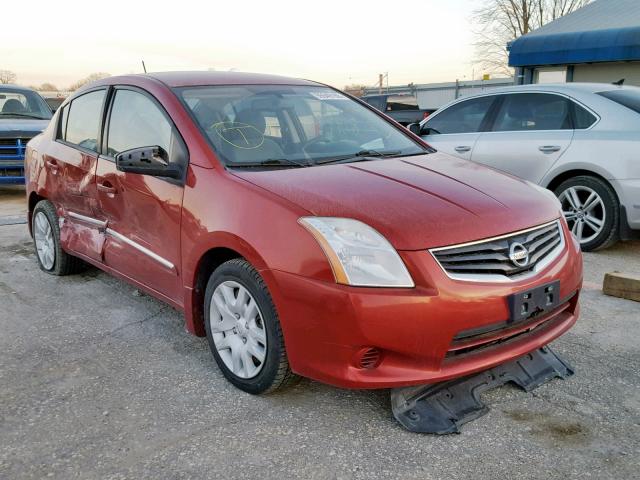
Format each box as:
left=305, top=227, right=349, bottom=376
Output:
left=209, top=280, right=267, bottom=379
left=559, top=186, right=606, bottom=244
left=33, top=211, right=55, bottom=270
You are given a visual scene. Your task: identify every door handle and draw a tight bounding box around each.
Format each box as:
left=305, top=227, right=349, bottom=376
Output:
left=454, top=146, right=471, bottom=153
left=539, top=145, right=561, bottom=153
left=97, top=181, right=117, bottom=195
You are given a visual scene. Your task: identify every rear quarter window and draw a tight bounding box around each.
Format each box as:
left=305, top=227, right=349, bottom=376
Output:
left=63, top=90, right=106, bottom=152
left=572, top=102, right=597, bottom=129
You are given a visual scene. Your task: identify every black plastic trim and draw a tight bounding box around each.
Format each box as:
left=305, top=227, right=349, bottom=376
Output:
left=391, top=347, right=574, bottom=434
left=619, top=205, right=640, bottom=240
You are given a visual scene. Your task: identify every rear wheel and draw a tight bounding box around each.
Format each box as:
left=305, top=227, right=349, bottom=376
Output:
left=204, top=258, right=298, bottom=394
left=32, top=200, right=84, bottom=275
left=554, top=175, right=619, bottom=251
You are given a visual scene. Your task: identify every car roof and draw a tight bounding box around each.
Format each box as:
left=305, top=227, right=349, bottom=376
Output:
left=0, top=84, right=39, bottom=93
left=470, top=82, right=640, bottom=96
left=105, top=71, right=322, bottom=88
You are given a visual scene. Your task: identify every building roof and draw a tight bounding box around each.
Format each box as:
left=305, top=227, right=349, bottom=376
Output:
left=508, top=0, right=640, bottom=67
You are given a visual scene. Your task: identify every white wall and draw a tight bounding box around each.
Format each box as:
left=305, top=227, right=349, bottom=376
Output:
left=535, top=68, right=567, bottom=83
left=573, top=62, right=640, bottom=86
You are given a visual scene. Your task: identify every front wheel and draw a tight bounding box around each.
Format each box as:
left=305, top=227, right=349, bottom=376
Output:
left=204, top=258, right=298, bottom=394
left=554, top=175, right=619, bottom=251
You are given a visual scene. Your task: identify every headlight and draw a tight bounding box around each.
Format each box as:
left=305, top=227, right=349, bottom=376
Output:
left=299, top=217, right=414, bottom=287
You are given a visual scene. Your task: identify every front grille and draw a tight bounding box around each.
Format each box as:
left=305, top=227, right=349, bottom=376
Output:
left=431, top=220, right=564, bottom=281
left=0, top=138, right=29, bottom=165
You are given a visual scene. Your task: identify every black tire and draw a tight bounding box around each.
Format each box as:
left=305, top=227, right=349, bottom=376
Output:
left=32, top=200, right=85, bottom=275
left=554, top=175, right=619, bottom=251
left=204, top=258, right=298, bottom=394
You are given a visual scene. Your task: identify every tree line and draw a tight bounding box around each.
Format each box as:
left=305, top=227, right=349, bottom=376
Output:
left=0, top=70, right=111, bottom=92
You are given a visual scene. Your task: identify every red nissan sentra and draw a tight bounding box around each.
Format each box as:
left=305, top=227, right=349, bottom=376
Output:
left=25, top=72, right=582, bottom=394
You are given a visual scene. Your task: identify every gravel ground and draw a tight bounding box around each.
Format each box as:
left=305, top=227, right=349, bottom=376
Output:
left=1, top=185, right=639, bottom=479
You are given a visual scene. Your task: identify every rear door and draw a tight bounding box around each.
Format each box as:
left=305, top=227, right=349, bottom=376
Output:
left=46, top=88, right=108, bottom=261
left=95, top=86, right=187, bottom=301
left=46, top=89, right=106, bottom=211
left=471, top=93, right=574, bottom=183
left=420, top=95, right=497, bottom=161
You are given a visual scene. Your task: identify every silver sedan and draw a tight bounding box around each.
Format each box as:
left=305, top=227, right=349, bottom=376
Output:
left=416, top=83, right=640, bottom=251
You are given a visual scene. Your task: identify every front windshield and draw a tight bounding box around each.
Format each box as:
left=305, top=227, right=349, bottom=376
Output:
left=0, top=88, right=52, bottom=120
left=176, top=85, right=426, bottom=166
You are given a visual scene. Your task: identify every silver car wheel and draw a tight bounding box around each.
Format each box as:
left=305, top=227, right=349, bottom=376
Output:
left=209, top=280, right=267, bottom=379
left=33, top=211, right=55, bottom=270
left=559, top=186, right=606, bottom=244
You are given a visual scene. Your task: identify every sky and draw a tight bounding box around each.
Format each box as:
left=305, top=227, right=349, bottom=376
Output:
left=2, top=0, right=482, bottom=90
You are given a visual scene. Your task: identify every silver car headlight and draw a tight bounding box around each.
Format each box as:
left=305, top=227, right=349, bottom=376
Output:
left=299, top=217, right=415, bottom=288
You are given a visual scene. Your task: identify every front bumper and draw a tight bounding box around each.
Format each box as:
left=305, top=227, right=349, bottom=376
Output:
left=613, top=178, right=640, bottom=230
left=0, top=165, right=25, bottom=184
left=266, top=223, right=583, bottom=389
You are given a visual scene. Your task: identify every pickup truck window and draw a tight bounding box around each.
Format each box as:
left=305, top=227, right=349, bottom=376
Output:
left=386, top=95, right=418, bottom=111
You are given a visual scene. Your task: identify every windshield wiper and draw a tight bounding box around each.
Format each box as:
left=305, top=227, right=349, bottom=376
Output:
left=315, top=149, right=402, bottom=165
left=0, top=112, right=48, bottom=119
left=227, top=158, right=312, bottom=168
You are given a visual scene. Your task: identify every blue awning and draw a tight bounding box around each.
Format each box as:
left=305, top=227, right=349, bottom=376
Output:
left=508, top=26, right=640, bottom=67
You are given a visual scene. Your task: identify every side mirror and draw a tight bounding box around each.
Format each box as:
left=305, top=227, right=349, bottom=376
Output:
left=115, top=146, right=182, bottom=179
left=407, top=123, right=421, bottom=136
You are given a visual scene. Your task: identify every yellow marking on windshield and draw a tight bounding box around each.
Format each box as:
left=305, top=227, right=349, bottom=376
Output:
left=211, top=122, right=265, bottom=150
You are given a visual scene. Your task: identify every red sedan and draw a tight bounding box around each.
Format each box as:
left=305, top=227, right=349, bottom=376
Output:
left=24, top=72, right=582, bottom=394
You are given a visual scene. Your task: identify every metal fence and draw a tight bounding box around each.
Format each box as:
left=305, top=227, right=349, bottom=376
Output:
left=363, top=78, right=514, bottom=110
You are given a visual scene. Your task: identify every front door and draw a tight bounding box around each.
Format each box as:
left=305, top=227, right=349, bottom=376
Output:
left=95, top=87, right=187, bottom=302
left=421, top=94, right=497, bottom=161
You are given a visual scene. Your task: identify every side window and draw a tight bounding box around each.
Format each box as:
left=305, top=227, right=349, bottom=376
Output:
left=493, top=93, right=572, bottom=132
left=363, top=96, right=385, bottom=111
left=106, top=89, right=175, bottom=159
left=426, top=96, right=495, bottom=134
left=573, top=102, right=597, bottom=129
left=386, top=95, right=418, bottom=111
left=64, top=90, right=106, bottom=152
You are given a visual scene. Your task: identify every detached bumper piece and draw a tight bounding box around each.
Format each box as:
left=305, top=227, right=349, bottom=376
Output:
left=390, top=347, right=574, bottom=434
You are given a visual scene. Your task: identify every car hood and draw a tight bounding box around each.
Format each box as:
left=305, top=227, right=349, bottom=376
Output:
left=0, top=118, right=50, bottom=138
left=231, top=152, right=561, bottom=250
